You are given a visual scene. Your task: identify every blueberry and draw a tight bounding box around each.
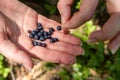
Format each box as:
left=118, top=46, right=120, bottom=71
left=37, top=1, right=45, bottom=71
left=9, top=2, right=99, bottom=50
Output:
left=31, top=30, right=38, bottom=35
left=49, top=27, right=54, bottom=32
left=40, top=30, right=44, bottom=33
left=39, top=36, right=45, bottom=41
left=53, top=38, right=59, bottom=42
left=50, top=38, right=55, bottom=43
left=32, top=41, right=38, bottom=46
left=47, top=35, right=51, bottom=39
left=37, top=42, right=42, bottom=46
left=34, top=35, right=39, bottom=40
left=56, top=26, right=61, bottom=31
left=44, top=35, right=48, bottom=39
left=37, top=23, right=43, bottom=30
left=48, top=31, right=52, bottom=35
left=43, top=31, right=48, bottom=36
left=48, top=27, right=55, bottom=35
left=37, top=32, right=43, bottom=36
left=41, top=43, right=47, bottom=47
left=29, top=34, right=34, bottom=38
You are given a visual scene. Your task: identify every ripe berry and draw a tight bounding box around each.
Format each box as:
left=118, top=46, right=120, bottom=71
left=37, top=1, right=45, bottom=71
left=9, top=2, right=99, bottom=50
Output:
left=29, top=34, right=34, bottom=38
left=40, top=30, right=44, bottom=33
left=44, top=35, right=48, bottom=39
left=48, top=27, right=54, bottom=35
left=34, top=35, right=39, bottom=40
left=47, top=35, right=51, bottom=39
left=38, top=42, right=42, bottom=46
left=39, top=36, right=45, bottom=41
left=42, top=43, right=47, bottom=47
left=31, top=30, right=38, bottom=35
left=43, top=31, right=48, bottom=36
left=50, top=38, right=55, bottom=43
left=37, top=23, right=43, bottom=30
left=49, top=27, right=54, bottom=32
left=56, top=26, right=61, bottom=31
left=38, top=32, right=43, bottom=36
left=32, top=41, right=38, bottom=46
left=53, top=38, right=59, bottom=42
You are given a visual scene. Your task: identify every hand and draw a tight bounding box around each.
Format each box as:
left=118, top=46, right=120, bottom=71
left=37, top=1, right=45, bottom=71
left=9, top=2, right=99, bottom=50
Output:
left=88, top=0, right=120, bottom=54
left=58, top=0, right=120, bottom=53
left=0, top=0, right=84, bottom=70
left=57, top=0, right=99, bottom=29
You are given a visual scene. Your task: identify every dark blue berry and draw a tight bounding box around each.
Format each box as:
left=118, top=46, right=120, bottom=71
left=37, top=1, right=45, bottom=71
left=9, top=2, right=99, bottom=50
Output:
left=39, top=36, right=45, bottom=41
left=29, top=34, right=34, bottom=38
left=37, top=32, right=43, bottom=36
left=44, top=35, right=48, bottom=39
left=48, top=32, right=52, bottom=35
left=48, top=27, right=55, bottom=35
left=43, top=31, right=48, bottom=36
left=31, top=30, right=38, bottom=35
left=53, top=38, right=59, bottom=42
left=49, top=27, right=54, bottom=32
left=41, top=43, right=47, bottom=47
left=57, top=26, right=61, bottom=31
left=34, top=35, right=39, bottom=40
left=40, top=30, right=44, bottom=33
left=37, top=42, right=42, bottom=46
left=37, top=23, right=43, bottom=30
left=47, top=35, right=51, bottom=39
left=32, top=41, right=38, bottom=46
left=50, top=38, right=55, bottom=43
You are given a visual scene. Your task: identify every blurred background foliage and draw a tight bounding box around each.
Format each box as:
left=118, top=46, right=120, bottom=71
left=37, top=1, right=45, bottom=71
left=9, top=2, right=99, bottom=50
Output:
left=0, top=0, right=120, bottom=80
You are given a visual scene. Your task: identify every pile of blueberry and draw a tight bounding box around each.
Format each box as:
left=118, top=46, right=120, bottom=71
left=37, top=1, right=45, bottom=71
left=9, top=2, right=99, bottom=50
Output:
left=28, top=23, right=61, bottom=47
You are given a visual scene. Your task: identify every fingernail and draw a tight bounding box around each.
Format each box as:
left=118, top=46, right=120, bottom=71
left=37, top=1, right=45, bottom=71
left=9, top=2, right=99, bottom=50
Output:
left=111, top=46, right=119, bottom=54
left=23, top=64, right=32, bottom=72
left=87, top=38, right=97, bottom=44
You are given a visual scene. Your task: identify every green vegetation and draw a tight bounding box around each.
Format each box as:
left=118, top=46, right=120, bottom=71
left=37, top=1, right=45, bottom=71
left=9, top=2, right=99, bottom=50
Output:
left=0, top=54, right=10, bottom=80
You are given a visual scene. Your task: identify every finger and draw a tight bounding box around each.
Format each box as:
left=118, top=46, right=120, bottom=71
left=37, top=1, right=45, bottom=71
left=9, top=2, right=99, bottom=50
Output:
left=88, top=13, right=120, bottom=43
left=63, top=0, right=99, bottom=29
left=52, top=31, right=81, bottom=45
left=0, top=39, right=33, bottom=70
left=106, top=0, right=120, bottom=14
left=108, top=32, right=120, bottom=54
left=30, top=46, right=76, bottom=65
left=57, top=0, right=74, bottom=23
left=23, top=8, right=38, bottom=34
left=46, top=41, right=84, bottom=56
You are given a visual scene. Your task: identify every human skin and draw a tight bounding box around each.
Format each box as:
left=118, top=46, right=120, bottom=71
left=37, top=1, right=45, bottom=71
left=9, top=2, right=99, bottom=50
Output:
left=57, top=0, right=120, bottom=53
left=0, top=0, right=84, bottom=70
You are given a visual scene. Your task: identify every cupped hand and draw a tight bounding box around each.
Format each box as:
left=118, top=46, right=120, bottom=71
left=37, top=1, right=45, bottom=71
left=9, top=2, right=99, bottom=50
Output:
left=0, top=0, right=84, bottom=70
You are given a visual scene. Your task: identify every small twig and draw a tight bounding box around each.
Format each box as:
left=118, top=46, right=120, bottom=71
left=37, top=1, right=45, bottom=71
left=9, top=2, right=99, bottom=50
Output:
left=10, top=64, right=16, bottom=80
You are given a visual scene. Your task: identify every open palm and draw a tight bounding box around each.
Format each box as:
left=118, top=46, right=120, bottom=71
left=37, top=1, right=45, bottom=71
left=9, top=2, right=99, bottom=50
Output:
left=0, top=1, right=83, bottom=70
